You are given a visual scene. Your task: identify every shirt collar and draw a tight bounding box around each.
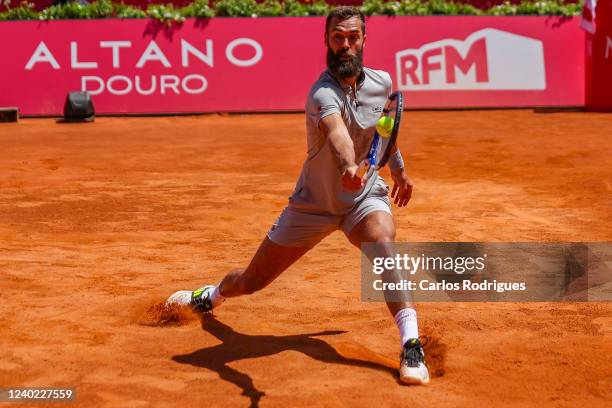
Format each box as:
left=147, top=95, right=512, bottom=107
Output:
left=327, top=69, right=366, bottom=91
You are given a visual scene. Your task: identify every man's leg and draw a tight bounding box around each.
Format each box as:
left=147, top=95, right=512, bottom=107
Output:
left=346, top=211, right=410, bottom=316
left=166, top=237, right=309, bottom=312
left=167, top=205, right=336, bottom=312
left=219, top=237, right=309, bottom=297
left=346, top=210, right=429, bottom=385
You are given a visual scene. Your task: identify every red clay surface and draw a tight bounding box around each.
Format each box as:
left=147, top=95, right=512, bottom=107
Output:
left=0, top=110, right=610, bottom=407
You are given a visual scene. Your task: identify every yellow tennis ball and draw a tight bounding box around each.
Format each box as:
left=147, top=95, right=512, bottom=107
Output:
left=376, top=116, right=394, bottom=138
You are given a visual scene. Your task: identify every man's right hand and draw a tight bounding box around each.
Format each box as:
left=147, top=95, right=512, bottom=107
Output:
left=341, top=164, right=364, bottom=191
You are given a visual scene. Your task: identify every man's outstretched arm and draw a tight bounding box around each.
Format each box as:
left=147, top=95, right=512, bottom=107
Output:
left=319, top=113, right=362, bottom=191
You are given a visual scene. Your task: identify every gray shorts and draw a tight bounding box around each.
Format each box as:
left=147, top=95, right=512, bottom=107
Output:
left=267, top=177, right=392, bottom=248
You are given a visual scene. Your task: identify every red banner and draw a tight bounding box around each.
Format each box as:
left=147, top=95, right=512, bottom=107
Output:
left=0, top=16, right=584, bottom=115
left=585, top=0, right=612, bottom=111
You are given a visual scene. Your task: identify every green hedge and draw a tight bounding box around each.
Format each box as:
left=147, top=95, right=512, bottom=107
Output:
left=0, top=0, right=584, bottom=22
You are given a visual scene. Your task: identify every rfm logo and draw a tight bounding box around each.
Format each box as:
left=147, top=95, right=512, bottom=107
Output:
left=396, top=28, right=546, bottom=91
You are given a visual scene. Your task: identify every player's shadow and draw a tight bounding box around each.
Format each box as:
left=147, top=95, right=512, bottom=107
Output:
left=172, top=316, right=396, bottom=407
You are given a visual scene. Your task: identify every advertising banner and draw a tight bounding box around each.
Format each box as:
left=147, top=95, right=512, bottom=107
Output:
left=0, top=16, right=585, bottom=115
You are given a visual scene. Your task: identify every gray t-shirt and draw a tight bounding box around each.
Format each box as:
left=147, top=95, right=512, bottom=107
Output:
left=289, top=67, right=393, bottom=214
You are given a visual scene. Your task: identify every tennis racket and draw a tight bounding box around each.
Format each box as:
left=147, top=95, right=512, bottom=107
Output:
left=357, top=91, right=404, bottom=180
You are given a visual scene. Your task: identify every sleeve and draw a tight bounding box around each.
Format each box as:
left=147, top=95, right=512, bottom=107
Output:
left=306, top=84, right=343, bottom=128
left=383, top=71, right=393, bottom=98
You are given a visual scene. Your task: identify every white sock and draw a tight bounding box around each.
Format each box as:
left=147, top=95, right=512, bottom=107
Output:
left=394, top=308, right=419, bottom=347
left=210, top=284, right=225, bottom=308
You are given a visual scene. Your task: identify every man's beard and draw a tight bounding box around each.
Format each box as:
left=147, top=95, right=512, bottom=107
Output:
left=327, top=47, right=363, bottom=79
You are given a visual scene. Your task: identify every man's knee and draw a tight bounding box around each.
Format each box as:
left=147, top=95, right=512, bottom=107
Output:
left=351, top=211, right=396, bottom=244
left=367, top=223, right=396, bottom=243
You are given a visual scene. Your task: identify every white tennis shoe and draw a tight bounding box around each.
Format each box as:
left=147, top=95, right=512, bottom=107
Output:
left=166, top=285, right=215, bottom=313
left=399, top=338, right=430, bottom=385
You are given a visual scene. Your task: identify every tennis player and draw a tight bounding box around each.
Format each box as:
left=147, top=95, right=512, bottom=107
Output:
left=167, top=6, right=429, bottom=385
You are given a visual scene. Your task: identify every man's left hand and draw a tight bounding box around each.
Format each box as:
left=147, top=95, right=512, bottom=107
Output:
left=390, top=168, right=413, bottom=207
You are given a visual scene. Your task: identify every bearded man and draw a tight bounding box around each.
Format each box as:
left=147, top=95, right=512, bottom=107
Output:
left=167, top=6, right=429, bottom=385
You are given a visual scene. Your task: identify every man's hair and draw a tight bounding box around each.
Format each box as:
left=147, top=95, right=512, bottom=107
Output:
left=325, top=6, right=366, bottom=36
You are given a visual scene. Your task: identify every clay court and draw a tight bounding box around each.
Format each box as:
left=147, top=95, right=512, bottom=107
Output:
left=0, top=110, right=610, bottom=406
